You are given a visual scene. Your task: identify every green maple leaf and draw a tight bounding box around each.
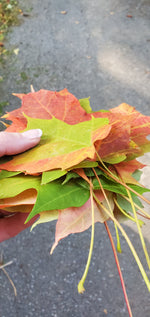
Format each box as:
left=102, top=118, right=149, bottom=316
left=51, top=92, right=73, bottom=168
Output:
left=79, top=98, right=92, bottom=113
left=0, top=175, right=40, bottom=199
left=41, top=170, right=67, bottom=185
left=25, top=179, right=90, bottom=222
left=0, top=170, right=21, bottom=180
left=0, top=115, right=110, bottom=174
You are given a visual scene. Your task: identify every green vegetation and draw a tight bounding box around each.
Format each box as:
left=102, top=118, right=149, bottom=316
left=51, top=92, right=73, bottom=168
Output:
left=0, top=101, right=9, bottom=115
left=0, top=0, right=21, bottom=59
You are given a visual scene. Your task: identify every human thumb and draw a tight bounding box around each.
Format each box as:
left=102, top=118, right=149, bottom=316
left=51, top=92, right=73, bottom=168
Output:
left=0, top=129, right=42, bottom=157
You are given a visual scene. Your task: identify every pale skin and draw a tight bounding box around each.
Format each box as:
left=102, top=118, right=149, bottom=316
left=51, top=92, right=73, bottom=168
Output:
left=0, top=129, right=42, bottom=242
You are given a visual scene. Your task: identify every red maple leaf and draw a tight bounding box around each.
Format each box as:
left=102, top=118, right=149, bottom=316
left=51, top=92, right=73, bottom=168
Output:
left=4, top=89, right=91, bottom=132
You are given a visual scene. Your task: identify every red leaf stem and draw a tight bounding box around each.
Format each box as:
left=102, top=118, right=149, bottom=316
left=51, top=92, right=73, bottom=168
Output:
left=104, top=221, right=133, bottom=317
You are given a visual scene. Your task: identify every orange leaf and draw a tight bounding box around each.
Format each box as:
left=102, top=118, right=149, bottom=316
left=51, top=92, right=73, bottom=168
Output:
left=95, top=103, right=150, bottom=160
left=114, top=160, right=145, bottom=184
left=2, top=205, right=34, bottom=213
left=0, top=189, right=37, bottom=208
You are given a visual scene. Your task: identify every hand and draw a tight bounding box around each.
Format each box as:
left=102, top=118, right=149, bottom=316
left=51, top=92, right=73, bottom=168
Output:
left=0, top=129, right=42, bottom=242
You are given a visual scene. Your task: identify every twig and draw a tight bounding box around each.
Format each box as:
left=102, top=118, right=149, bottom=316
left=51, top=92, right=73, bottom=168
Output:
left=1, top=267, right=17, bottom=296
left=0, top=260, right=13, bottom=270
left=0, top=253, right=17, bottom=296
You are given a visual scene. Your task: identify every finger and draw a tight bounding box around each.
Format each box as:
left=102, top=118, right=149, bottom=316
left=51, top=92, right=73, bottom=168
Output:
left=0, top=213, right=38, bottom=242
left=0, top=129, right=42, bottom=157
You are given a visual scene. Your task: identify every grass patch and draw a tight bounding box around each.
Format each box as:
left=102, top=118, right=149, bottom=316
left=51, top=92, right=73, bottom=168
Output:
left=0, top=0, right=22, bottom=60
left=0, top=101, right=9, bottom=115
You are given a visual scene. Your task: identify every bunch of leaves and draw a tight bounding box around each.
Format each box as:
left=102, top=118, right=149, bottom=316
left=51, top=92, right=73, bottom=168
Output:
left=0, top=0, right=21, bottom=59
left=1, top=88, right=150, bottom=316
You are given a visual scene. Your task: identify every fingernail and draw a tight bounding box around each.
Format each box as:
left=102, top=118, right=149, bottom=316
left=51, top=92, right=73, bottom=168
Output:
left=22, top=129, right=43, bottom=140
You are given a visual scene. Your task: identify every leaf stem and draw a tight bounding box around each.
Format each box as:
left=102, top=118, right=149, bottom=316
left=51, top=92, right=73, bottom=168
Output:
left=92, top=168, right=122, bottom=253
left=114, top=223, right=122, bottom=253
left=120, top=194, right=150, bottom=219
left=104, top=221, right=132, bottom=317
left=126, top=188, right=150, bottom=269
left=96, top=150, right=150, bottom=205
left=114, top=197, right=144, bottom=227
left=78, top=184, right=95, bottom=293
left=93, top=193, right=150, bottom=292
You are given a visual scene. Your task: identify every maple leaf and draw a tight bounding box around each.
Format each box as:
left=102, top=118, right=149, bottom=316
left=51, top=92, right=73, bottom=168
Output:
left=93, top=103, right=150, bottom=162
left=3, top=205, right=34, bottom=214
left=92, top=110, right=131, bottom=161
left=99, top=120, right=131, bottom=163
left=0, top=189, right=37, bottom=208
left=1, top=88, right=150, bottom=308
left=110, top=103, right=150, bottom=158
left=50, top=190, right=110, bottom=254
left=3, top=89, right=91, bottom=132
left=0, top=115, right=110, bottom=173
left=110, top=103, right=150, bottom=143
left=0, top=174, right=40, bottom=199
left=41, top=170, right=67, bottom=185
left=110, top=103, right=150, bottom=139
left=31, top=210, right=59, bottom=231
left=25, top=178, right=91, bottom=222
left=113, top=160, right=145, bottom=184
left=0, top=170, right=21, bottom=179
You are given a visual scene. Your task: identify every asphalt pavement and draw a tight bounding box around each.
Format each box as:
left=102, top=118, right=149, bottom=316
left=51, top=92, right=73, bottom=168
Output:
left=0, top=1, right=150, bottom=316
